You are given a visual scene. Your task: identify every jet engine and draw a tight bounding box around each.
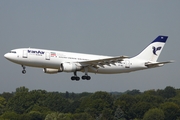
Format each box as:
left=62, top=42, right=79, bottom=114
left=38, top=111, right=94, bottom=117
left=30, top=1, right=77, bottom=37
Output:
left=43, top=68, right=61, bottom=74
left=60, top=62, right=82, bottom=72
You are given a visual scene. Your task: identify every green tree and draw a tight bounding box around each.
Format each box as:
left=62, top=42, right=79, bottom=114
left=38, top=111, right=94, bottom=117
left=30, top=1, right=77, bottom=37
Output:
left=72, top=113, right=93, bottom=120
left=28, top=111, right=44, bottom=120
left=45, top=112, right=72, bottom=120
left=131, top=102, right=152, bottom=119
left=100, top=108, right=113, bottom=120
left=78, top=91, right=114, bottom=119
left=0, top=111, right=20, bottom=120
left=90, top=91, right=114, bottom=105
left=168, top=97, right=180, bottom=106
left=157, top=86, right=176, bottom=99
left=63, top=100, right=81, bottom=113
left=115, top=94, right=137, bottom=119
left=6, top=91, right=30, bottom=114
left=6, top=89, right=47, bottom=114
left=65, top=91, right=69, bottom=99
left=6, top=86, right=31, bottom=114
left=0, top=96, right=6, bottom=115
left=160, top=102, right=180, bottom=120
left=144, top=89, right=157, bottom=96
left=114, top=106, right=125, bottom=120
left=163, top=86, right=176, bottom=98
left=126, top=89, right=141, bottom=95
left=136, top=94, right=163, bottom=107
left=15, top=86, right=29, bottom=93
left=0, top=92, right=13, bottom=101
left=43, top=92, right=70, bottom=112
left=26, top=105, right=51, bottom=119
left=143, top=108, right=164, bottom=120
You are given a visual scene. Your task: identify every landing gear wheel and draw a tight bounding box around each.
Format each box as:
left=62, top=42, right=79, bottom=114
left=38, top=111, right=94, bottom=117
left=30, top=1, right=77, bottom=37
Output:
left=75, top=77, right=80, bottom=81
left=82, top=75, right=91, bottom=80
left=71, top=76, right=80, bottom=81
left=71, top=76, right=75, bottom=81
left=82, top=76, right=86, bottom=80
left=87, top=76, right=91, bottom=80
left=22, top=70, right=26, bottom=74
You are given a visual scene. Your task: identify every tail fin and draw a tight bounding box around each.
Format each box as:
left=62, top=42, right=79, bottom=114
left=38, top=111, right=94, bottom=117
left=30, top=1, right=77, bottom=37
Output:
left=134, top=36, right=168, bottom=62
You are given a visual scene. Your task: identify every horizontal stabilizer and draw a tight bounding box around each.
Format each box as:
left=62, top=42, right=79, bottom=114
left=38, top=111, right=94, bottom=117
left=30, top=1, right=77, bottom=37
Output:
left=145, top=60, right=174, bottom=68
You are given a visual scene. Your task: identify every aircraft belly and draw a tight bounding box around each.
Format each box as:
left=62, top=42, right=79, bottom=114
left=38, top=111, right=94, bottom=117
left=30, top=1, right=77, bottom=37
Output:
left=88, top=66, right=128, bottom=74
left=97, top=68, right=131, bottom=74
left=88, top=66, right=147, bottom=74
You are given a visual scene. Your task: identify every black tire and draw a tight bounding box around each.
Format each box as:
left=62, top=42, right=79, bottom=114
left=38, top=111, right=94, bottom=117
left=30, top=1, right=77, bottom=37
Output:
left=71, top=76, right=75, bottom=80
left=87, top=76, right=91, bottom=80
left=76, top=77, right=80, bottom=81
left=22, top=70, right=26, bottom=74
left=82, top=76, right=86, bottom=80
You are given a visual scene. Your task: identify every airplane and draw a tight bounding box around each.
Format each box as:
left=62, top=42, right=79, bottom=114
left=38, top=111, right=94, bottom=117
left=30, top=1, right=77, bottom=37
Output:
left=4, top=36, right=173, bottom=81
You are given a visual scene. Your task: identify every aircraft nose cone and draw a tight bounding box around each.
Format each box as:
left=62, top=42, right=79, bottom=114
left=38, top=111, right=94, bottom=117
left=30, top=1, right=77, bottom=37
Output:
left=4, top=53, right=8, bottom=59
left=4, top=53, right=17, bottom=62
left=4, top=53, right=11, bottom=60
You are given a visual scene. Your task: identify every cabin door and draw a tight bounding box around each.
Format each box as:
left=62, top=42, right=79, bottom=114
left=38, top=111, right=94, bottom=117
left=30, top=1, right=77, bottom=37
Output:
left=45, top=52, right=50, bottom=60
left=23, top=50, right=28, bottom=58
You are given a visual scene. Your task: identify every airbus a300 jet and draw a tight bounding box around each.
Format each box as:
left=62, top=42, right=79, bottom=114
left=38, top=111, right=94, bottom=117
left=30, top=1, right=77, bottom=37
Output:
left=4, top=36, right=173, bottom=81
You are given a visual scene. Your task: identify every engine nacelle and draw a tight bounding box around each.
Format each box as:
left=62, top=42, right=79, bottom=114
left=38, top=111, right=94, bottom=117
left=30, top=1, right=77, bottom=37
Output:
left=43, top=68, right=60, bottom=74
left=60, top=62, right=82, bottom=72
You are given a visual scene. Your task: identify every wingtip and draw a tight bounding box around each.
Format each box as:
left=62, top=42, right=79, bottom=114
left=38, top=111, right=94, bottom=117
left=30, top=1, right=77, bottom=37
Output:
left=169, top=60, right=175, bottom=63
left=121, top=55, right=129, bottom=58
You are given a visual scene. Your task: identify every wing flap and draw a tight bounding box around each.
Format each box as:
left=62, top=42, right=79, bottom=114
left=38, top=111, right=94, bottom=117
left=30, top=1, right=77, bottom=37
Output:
left=79, top=56, right=129, bottom=67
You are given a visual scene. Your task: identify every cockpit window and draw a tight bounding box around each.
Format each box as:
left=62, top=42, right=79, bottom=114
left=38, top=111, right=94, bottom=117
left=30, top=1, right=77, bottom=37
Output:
left=10, top=51, right=16, bottom=53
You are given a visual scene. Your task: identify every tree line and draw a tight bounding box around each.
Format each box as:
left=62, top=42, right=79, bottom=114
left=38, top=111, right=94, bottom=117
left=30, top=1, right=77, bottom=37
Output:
left=0, top=86, right=180, bottom=120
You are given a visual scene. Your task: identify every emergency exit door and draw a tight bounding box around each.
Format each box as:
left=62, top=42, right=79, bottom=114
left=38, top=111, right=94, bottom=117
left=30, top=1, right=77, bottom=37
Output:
left=125, top=60, right=130, bottom=68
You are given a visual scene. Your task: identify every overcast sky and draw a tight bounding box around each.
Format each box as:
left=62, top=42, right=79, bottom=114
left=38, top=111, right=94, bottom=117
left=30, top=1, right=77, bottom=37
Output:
left=0, top=1, right=179, bottom=93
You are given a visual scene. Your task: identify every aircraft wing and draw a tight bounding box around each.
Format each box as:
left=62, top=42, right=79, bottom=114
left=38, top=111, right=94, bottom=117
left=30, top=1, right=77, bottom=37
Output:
left=79, top=56, right=129, bottom=68
left=145, top=60, right=174, bottom=68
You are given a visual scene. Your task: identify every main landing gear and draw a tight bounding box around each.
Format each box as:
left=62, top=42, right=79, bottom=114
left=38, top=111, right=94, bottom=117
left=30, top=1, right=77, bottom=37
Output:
left=82, top=67, right=91, bottom=80
left=71, top=71, right=80, bottom=81
left=71, top=74, right=91, bottom=81
left=82, top=75, right=91, bottom=80
left=71, top=67, right=91, bottom=81
left=21, top=65, right=26, bottom=74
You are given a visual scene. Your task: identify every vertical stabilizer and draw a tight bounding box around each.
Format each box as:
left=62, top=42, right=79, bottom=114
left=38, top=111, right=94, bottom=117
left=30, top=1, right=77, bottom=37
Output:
left=134, top=36, right=168, bottom=62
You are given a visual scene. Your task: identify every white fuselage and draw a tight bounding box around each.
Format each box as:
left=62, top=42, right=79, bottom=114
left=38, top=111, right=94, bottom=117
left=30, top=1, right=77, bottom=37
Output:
left=4, top=48, right=148, bottom=74
left=4, top=36, right=171, bottom=80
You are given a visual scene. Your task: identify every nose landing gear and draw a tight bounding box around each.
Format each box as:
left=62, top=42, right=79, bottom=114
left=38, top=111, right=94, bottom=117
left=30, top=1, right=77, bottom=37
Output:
left=21, top=65, right=26, bottom=74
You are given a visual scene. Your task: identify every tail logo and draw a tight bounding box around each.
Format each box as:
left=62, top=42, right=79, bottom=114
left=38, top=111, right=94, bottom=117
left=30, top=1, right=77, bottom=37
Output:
left=152, top=46, right=162, bottom=55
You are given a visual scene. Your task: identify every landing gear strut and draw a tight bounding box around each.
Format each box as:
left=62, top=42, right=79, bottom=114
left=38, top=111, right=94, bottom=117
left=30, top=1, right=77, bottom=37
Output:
left=21, top=65, right=26, bottom=74
left=82, top=67, right=91, bottom=80
left=71, top=67, right=91, bottom=81
left=71, top=71, right=80, bottom=81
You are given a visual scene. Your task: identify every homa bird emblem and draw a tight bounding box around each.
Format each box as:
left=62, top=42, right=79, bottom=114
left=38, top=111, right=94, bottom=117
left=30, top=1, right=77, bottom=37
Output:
left=152, top=46, right=162, bottom=55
